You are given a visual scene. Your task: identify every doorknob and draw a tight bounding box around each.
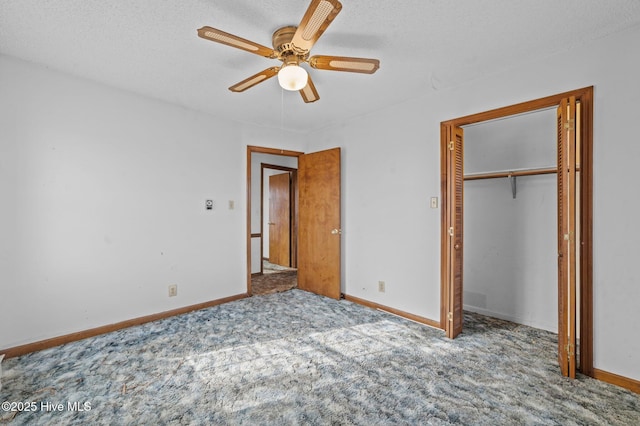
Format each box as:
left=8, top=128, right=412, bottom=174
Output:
left=331, top=228, right=342, bottom=235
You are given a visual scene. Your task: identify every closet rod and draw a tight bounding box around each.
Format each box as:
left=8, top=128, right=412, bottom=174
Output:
left=464, top=167, right=557, bottom=181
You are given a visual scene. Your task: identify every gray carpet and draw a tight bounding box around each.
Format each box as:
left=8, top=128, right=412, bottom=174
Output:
left=1, top=289, right=638, bottom=425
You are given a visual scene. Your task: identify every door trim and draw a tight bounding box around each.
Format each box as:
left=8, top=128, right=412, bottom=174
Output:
left=440, top=86, right=594, bottom=376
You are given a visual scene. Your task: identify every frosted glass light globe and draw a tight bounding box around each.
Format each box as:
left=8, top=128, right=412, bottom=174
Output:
left=278, top=64, right=308, bottom=91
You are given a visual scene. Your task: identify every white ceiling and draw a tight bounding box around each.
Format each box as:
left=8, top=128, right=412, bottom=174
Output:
left=1, top=1, right=639, bottom=132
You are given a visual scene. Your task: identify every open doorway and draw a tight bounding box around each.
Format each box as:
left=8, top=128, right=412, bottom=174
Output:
left=263, top=165, right=297, bottom=271
left=462, top=107, right=558, bottom=332
left=255, top=163, right=299, bottom=295
left=246, top=146, right=342, bottom=299
left=248, top=150, right=300, bottom=296
left=440, top=87, right=593, bottom=379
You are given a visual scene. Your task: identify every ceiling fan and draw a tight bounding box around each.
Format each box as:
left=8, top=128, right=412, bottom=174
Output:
left=197, top=0, right=380, bottom=103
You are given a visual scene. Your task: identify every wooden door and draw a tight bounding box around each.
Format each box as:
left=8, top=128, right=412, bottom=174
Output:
left=557, top=96, right=577, bottom=378
left=444, top=125, right=464, bottom=338
left=268, top=172, right=291, bottom=267
left=297, top=148, right=341, bottom=299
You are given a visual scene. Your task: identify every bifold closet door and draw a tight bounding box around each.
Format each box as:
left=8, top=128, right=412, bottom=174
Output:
left=443, top=125, right=464, bottom=339
left=557, top=96, right=577, bottom=378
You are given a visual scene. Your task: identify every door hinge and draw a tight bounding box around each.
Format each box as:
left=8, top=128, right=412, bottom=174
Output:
left=564, top=119, right=574, bottom=131
left=448, top=227, right=454, bottom=237
left=447, top=312, right=453, bottom=322
left=566, top=343, right=574, bottom=358
left=448, top=141, right=454, bottom=151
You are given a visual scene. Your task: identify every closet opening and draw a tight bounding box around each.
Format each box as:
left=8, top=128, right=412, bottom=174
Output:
left=440, top=87, right=593, bottom=379
left=462, top=107, right=559, bottom=333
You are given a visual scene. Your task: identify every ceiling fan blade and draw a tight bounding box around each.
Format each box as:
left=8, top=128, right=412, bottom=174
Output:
left=197, top=26, right=277, bottom=58
left=299, top=75, right=320, bottom=103
left=309, top=55, right=380, bottom=74
left=291, top=0, right=342, bottom=54
left=229, top=67, right=280, bottom=92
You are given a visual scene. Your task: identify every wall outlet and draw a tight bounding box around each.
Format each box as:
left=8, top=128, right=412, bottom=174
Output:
left=228, top=200, right=235, bottom=210
left=430, top=197, right=439, bottom=209
left=168, top=284, right=177, bottom=297
left=378, top=281, right=386, bottom=293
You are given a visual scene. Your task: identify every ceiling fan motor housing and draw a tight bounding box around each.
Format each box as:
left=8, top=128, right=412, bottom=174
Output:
left=273, top=26, right=309, bottom=64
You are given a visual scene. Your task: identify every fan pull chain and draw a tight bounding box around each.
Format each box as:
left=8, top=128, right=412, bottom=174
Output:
left=280, top=87, right=285, bottom=139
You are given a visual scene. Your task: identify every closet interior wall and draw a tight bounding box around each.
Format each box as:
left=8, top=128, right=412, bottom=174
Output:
left=463, top=108, right=559, bottom=332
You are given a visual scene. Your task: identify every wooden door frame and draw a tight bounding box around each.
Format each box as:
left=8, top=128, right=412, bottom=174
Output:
left=262, top=163, right=298, bottom=271
left=440, top=86, right=594, bottom=376
left=247, top=146, right=303, bottom=295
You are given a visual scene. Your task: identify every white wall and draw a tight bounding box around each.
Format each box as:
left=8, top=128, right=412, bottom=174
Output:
left=307, top=99, right=441, bottom=312
left=463, top=109, right=558, bottom=332
left=307, top=25, right=640, bottom=381
left=0, top=55, right=299, bottom=349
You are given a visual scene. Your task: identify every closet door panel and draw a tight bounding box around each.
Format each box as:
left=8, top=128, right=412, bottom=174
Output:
left=445, top=125, right=464, bottom=338
left=557, top=96, right=577, bottom=378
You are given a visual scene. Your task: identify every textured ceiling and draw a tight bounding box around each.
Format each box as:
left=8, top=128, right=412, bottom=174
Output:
left=1, top=1, right=640, bottom=132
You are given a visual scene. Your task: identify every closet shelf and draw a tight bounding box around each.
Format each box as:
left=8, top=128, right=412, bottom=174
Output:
left=464, top=167, right=557, bottom=181
left=464, top=166, right=558, bottom=199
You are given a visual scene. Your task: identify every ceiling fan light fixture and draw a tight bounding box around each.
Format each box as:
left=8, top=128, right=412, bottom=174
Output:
left=198, top=0, right=380, bottom=102
left=278, top=63, right=308, bottom=91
